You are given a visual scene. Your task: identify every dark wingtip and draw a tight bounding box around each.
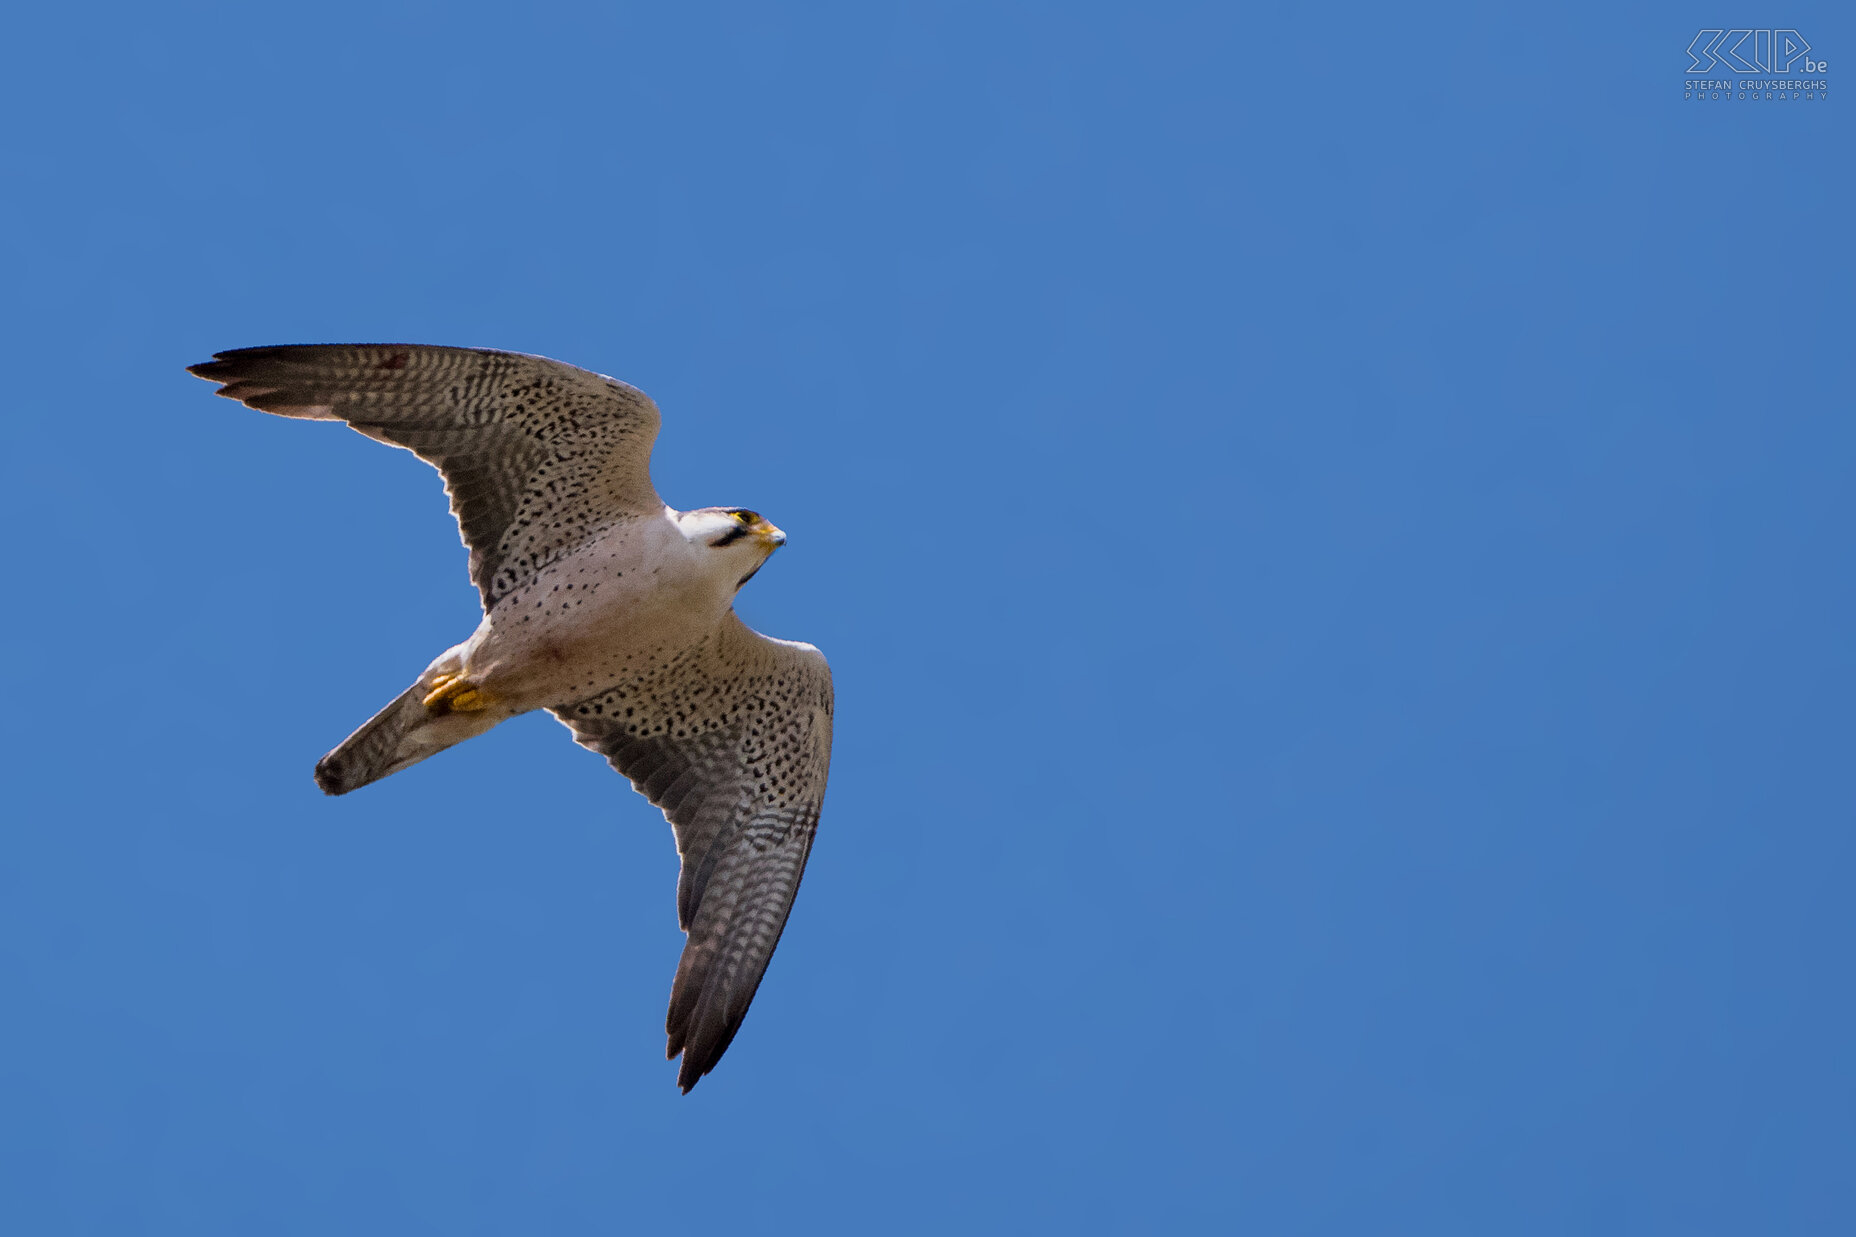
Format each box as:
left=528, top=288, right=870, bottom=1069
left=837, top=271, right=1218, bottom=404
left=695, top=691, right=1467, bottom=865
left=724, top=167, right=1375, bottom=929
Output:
left=314, top=756, right=349, bottom=796
left=670, top=1018, right=747, bottom=1093
left=670, top=1031, right=704, bottom=1093
left=186, top=346, right=300, bottom=384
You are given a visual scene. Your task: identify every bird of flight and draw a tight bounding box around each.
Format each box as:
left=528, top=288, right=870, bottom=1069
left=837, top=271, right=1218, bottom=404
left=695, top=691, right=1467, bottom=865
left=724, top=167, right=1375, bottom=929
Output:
left=189, top=345, right=833, bottom=1092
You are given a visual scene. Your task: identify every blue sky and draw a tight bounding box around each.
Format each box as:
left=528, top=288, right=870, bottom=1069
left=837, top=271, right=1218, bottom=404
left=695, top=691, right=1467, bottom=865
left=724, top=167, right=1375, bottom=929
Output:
left=1, top=2, right=1850, bottom=1233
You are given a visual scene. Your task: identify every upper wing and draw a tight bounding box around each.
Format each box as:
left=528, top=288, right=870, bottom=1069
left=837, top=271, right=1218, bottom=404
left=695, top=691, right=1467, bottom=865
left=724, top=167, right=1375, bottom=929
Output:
left=188, top=344, right=664, bottom=611
left=552, top=613, right=834, bottom=1092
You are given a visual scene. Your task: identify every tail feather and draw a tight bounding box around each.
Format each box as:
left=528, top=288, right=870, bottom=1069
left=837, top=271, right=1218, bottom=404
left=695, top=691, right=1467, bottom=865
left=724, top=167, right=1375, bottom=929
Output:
left=314, top=684, right=434, bottom=795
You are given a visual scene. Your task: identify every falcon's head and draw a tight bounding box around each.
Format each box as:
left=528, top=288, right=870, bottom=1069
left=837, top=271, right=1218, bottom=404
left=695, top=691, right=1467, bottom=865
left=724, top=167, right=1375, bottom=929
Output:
left=678, top=507, right=787, bottom=590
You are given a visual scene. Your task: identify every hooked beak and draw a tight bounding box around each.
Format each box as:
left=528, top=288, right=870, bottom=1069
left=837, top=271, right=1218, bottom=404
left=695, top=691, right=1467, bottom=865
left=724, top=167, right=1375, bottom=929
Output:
left=752, top=519, right=786, bottom=550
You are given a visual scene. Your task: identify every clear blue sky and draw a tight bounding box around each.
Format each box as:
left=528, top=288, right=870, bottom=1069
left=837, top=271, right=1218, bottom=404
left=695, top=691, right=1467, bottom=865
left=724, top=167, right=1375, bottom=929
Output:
left=1, top=3, right=1850, bottom=1233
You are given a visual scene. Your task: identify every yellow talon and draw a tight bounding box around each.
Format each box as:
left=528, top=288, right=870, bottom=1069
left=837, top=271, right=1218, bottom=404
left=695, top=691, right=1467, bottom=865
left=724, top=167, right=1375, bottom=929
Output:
left=423, top=673, right=493, bottom=714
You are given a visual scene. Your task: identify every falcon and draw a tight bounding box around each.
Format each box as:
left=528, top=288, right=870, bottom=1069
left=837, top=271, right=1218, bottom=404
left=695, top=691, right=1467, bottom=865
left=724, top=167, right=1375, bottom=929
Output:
left=188, top=344, right=833, bottom=1092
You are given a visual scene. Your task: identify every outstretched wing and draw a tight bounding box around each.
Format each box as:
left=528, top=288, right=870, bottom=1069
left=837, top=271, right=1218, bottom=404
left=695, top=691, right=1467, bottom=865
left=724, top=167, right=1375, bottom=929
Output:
left=188, top=344, right=663, bottom=611
left=553, top=613, right=834, bottom=1092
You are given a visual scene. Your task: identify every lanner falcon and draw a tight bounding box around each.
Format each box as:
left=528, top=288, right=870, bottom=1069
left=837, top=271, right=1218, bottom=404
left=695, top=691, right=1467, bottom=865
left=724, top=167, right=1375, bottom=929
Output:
left=188, top=344, right=834, bottom=1093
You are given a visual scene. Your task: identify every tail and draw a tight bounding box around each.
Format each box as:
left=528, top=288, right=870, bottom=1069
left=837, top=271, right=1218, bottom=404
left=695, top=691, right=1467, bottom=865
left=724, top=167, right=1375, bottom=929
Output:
left=314, top=681, right=500, bottom=795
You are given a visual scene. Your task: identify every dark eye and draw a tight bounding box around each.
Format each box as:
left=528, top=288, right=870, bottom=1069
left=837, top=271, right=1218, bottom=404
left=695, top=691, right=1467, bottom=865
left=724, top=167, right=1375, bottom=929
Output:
left=734, top=509, right=758, bottom=525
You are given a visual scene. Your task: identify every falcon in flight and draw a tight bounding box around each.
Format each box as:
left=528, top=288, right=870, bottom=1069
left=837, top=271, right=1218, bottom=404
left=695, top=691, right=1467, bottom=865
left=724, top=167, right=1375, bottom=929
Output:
left=188, top=344, right=833, bottom=1092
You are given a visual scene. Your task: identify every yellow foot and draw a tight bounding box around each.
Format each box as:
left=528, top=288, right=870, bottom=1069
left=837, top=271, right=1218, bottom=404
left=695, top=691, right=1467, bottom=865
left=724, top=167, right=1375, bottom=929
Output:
left=422, top=672, right=495, bottom=715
